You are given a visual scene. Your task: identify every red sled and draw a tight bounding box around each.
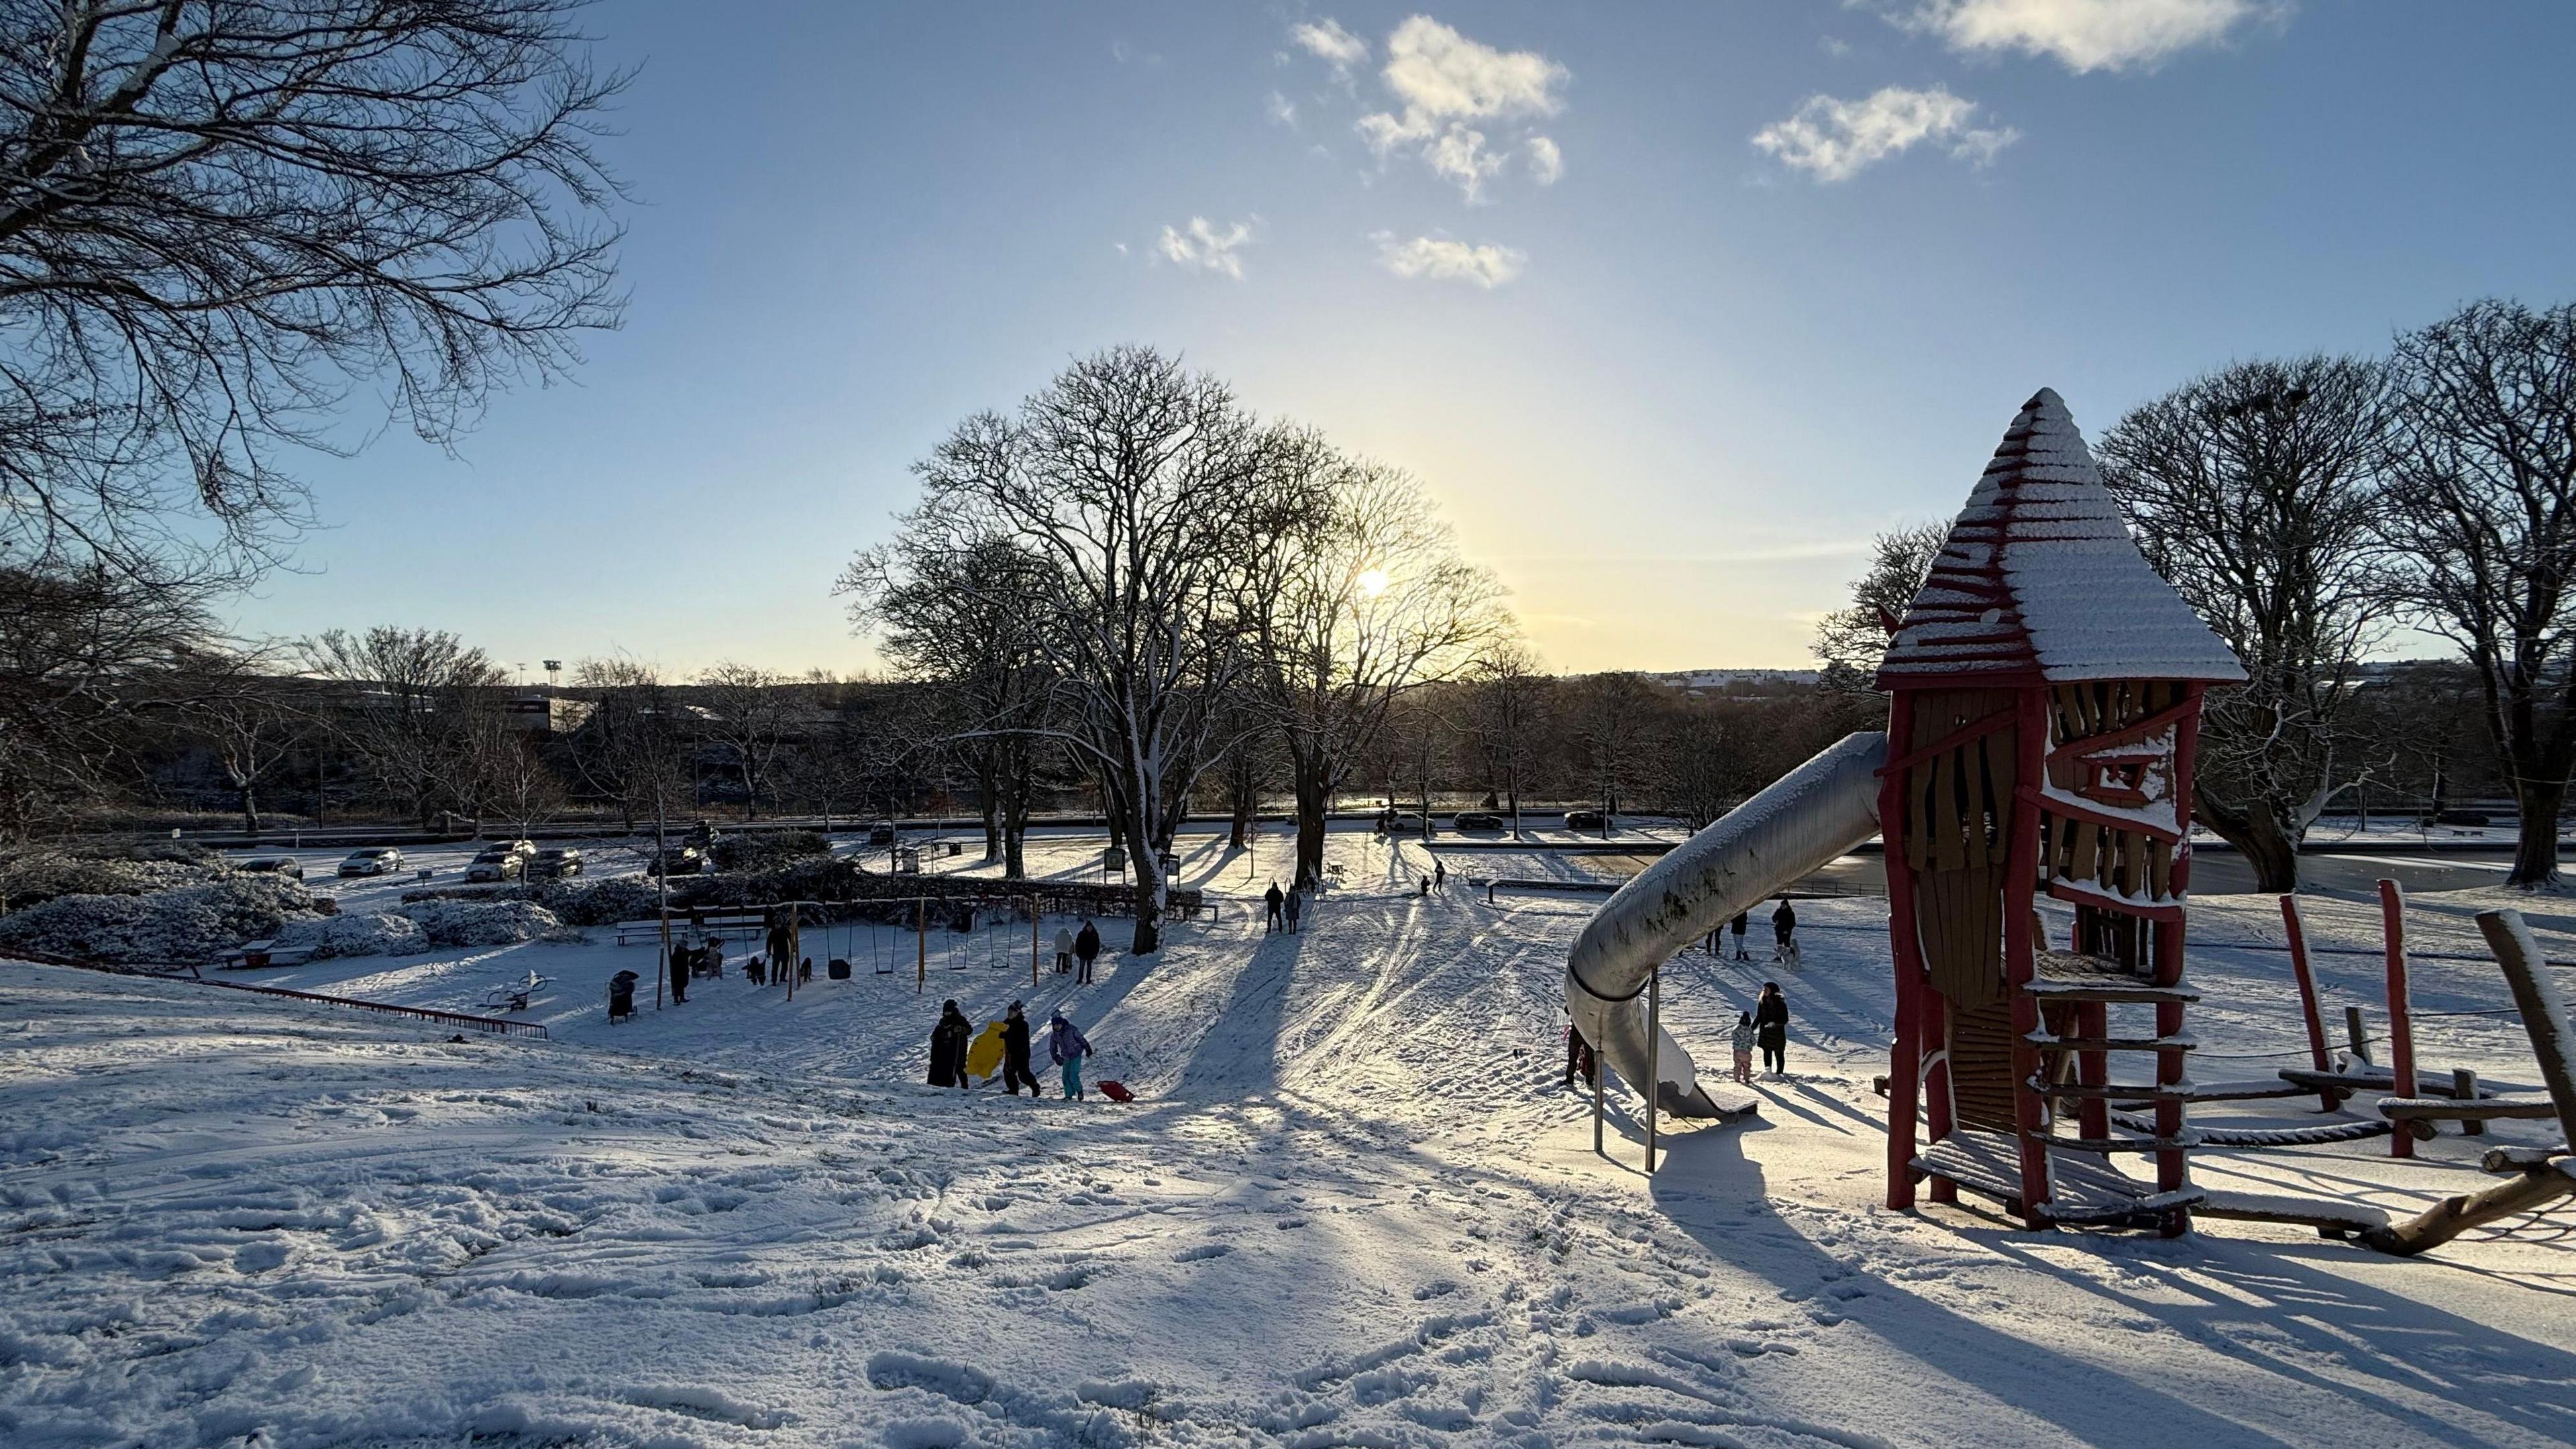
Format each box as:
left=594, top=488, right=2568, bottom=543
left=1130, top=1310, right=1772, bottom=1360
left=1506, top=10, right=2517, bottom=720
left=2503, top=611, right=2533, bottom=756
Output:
left=1097, top=1080, right=1134, bottom=1104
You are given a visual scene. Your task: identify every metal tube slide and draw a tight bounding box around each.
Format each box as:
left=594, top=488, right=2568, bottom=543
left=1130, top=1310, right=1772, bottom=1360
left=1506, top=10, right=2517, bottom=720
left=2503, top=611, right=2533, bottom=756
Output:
left=1566, top=731, right=1888, bottom=1117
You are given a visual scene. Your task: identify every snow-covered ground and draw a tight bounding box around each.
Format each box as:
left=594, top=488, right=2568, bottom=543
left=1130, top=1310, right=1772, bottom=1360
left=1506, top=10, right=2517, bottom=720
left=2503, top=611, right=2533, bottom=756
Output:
left=5, top=825, right=2574, bottom=1448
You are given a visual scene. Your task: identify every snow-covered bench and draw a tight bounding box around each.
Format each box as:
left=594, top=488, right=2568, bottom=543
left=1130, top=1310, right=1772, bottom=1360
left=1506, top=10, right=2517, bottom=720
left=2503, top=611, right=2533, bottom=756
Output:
left=218, top=939, right=313, bottom=970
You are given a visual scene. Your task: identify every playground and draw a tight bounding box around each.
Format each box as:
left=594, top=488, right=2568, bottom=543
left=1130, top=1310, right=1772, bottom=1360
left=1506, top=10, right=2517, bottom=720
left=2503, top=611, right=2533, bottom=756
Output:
left=5, top=394, right=2575, bottom=1448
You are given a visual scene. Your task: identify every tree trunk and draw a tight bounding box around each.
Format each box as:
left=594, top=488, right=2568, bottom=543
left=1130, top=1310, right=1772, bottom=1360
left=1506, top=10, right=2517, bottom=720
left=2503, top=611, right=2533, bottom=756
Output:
left=1124, top=794, right=1161, bottom=954
left=978, top=747, right=1003, bottom=864
left=238, top=780, right=262, bottom=837
left=2197, top=790, right=2301, bottom=894
left=2508, top=774, right=2566, bottom=888
left=1292, top=751, right=1331, bottom=889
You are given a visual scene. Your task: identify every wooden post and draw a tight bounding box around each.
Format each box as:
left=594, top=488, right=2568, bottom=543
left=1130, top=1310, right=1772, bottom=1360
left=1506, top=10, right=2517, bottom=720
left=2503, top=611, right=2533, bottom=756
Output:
left=915, top=897, right=926, bottom=994
left=2381, top=879, right=2417, bottom=1159
left=2455, top=1069, right=2481, bottom=1135
left=1030, top=899, right=1040, bottom=987
left=2345, top=1006, right=2370, bottom=1067
left=2475, top=909, right=2576, bottom=1137
left=784, top=902, right=798, bottom=1002
left=1646, top=965, right=1661, bottom=1174
left=2003, top=689, right=2052, bottom=1226
left=2280, top=895, right=2334, bottom=1108
left=1880, top=702, right=1923, bottom=1210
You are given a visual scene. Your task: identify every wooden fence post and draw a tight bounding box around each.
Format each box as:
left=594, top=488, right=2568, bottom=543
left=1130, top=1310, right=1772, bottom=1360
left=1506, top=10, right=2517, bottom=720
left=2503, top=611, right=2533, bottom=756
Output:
left=2280, top=896, right=2334, bottom=1108
left=2380, top=879, right=2416, bottom=1158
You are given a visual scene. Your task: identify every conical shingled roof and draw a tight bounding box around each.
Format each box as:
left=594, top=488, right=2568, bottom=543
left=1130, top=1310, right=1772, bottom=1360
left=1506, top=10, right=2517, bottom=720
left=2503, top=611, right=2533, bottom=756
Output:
left=1874, top=389, right=2247, bottom=689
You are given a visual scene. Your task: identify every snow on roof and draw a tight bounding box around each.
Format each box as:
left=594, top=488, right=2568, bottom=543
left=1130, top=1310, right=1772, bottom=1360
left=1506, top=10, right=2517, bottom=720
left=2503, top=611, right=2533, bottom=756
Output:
left=1876, top=388, right=2247, bottom=689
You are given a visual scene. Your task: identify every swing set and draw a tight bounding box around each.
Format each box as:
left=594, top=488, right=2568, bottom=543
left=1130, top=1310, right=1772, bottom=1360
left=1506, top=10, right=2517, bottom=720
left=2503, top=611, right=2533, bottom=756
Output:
left=804, top=896, right=1049, bottom=994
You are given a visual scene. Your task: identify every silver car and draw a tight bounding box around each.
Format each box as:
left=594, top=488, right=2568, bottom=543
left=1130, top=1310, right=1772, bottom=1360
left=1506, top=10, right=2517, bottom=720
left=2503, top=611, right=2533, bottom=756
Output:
left=464, top=849, right=523, bottom=883
left=337, top=847, right=404, bottom=877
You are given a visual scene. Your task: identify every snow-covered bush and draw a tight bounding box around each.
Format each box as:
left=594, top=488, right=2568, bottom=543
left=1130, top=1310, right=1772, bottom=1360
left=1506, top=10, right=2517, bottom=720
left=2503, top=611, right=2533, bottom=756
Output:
left=401, top=900, right=582, bottom=948
left=531, top=875, right=661, bottom=926
left=0, top=873, right=319, bottom=965
left=276, top=911, right=429, bottom=959
left=0, top=847, right=230, bottom=913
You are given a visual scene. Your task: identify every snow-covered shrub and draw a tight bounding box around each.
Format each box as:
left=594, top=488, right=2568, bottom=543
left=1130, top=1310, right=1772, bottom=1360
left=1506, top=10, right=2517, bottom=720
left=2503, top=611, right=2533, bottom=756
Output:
left=400, top=900, right=581, bottom=948
left=531, top=875, right=661, bottom=926
left=0, top=847, right=229, bottom=913
left=0, top=873, right=319, bottom=965
left=276, top=911, right=429, bottom=959
left=692, top=857, right=857, bottom=910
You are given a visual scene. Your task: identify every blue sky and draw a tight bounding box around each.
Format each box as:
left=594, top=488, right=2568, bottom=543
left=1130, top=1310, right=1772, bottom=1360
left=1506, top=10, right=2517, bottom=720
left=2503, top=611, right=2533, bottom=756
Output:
left=227, top=1, right=2576, bottom=680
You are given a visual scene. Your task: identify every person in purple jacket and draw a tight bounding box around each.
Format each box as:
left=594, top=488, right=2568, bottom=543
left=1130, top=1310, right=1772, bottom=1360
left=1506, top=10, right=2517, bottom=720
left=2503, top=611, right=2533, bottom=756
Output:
left=1049, top=1010, right=1092, bottom=1101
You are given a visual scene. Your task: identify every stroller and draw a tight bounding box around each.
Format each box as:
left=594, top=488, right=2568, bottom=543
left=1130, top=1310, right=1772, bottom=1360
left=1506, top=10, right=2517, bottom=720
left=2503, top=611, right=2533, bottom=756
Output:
left=608, top=969, right=639, bottom=1024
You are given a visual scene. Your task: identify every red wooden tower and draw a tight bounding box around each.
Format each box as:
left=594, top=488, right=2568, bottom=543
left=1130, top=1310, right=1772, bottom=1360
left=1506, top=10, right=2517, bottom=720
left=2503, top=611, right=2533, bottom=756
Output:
left=1877, top=388, right=2245, bottom=1234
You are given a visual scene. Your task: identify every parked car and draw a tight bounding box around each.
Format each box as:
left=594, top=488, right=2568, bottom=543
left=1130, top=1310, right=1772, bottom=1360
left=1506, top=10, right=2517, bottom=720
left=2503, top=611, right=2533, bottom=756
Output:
left=464, top=849, right=523, bottom=883
left=240, top=855, right=305, bottom=879
left=527, top=847, right=584, bottom=879
left=1385, top=810, right=1432, bottom=836
left=1451, top=811, right=1504, bottom=833
left=865, top=821, right=898, bottom=846
left=490, top=839, right=537, bottom=859
left=337, top=847, right=404, bottom=877
left=646, top=845, right=704, bottom=877
left=1564, top=810, right=1615, bottom=833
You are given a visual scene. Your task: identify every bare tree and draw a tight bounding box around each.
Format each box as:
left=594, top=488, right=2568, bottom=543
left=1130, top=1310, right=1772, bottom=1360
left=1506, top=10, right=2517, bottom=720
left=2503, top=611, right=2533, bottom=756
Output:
left=1243, top=443, right=1509, bottom=885
left=1564, top=672, right=1657, bottom=837
left=0, top=0, right=627, bottom=586
left=697, top=663, right=794, bottom=821
left=2383, top=299, right=2576, bottom=885
left=2098, top=356, right=2398, bottom=892
left=301, top=627, right=503, bottom=828
left=1813, top=523, right=1947, bottom=688
left=0, top=563, right=224, bottom=839
left=1464, top=641, right=1548, bottom=837
left=186, top=673, right=306, bottom=837
left=895, top=346, right=1267, bottom=951
left=842, top=534, right=1056, bottom=877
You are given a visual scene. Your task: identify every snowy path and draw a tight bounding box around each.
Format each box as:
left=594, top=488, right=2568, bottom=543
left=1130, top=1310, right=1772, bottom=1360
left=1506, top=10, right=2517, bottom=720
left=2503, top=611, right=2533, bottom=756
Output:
left=5, top=833, right=2576, bottom=1447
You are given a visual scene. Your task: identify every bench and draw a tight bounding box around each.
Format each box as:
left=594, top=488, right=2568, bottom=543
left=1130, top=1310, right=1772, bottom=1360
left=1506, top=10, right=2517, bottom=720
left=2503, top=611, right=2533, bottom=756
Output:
left=218, top=938, right=313, bottom=970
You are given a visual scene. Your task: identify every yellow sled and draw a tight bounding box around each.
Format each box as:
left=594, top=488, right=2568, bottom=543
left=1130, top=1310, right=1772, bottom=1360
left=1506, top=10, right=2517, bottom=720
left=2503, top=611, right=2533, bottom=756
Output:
left=965, top=1021, right=1007, bottom=1080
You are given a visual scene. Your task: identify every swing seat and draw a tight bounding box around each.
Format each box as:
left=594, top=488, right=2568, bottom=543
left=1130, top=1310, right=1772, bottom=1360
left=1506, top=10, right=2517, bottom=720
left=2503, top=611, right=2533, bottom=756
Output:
left=828, top=958, right=852, bottom=980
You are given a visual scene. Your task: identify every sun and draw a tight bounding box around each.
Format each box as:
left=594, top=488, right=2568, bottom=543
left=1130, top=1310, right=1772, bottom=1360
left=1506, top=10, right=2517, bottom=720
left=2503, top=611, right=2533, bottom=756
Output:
left=1356, top=568, right=1389, bottom=597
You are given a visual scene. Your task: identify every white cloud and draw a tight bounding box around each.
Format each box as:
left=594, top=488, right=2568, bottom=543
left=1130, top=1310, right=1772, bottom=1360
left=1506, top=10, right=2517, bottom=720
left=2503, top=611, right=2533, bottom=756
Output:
left=1267, top=91, right=1298, bottom=127
left=1906, top=0, right=2280, bottom=73
left=1375, top=233, right=1526, bottom=288
left=1158, top=217, right=1254, bottom=279
left=1525, top=134, right=1563, bottom=186
left=1357, top=17, right=1566, bottom=201
left=1751, top=85, right=2017, bottom=182
left=1291, top=17, right=1368, bottom=74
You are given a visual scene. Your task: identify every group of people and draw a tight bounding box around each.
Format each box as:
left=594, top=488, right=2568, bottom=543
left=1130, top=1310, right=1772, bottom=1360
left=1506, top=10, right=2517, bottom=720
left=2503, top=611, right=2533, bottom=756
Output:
left=1051, top=918, right=1103, bottom=981
left=928, top=998, right=1094, bottom=1100
left=1561, top=980, right=1793, bottom=1091
left=1701, top=898, right=1799, bottom=964
left=1262, top=881, right=1307, bottom=933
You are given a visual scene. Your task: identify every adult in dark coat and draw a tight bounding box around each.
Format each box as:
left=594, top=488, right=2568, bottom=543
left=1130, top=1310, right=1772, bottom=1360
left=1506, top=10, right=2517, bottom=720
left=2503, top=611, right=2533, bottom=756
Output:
left=667, top=943, right=690, bottom=1004
left=1264, top=883, right=1285, bottom=933
left=1563, top=1025, right=1596, bottom=1088
left=1074, top=919, right=1102, bottom=984
left=1754, top=981, right=1790, bottom=1076
left=1771, top=897, right=1796, bottom=955
left=999, top=1000, right=1041, bottom=1096
left=928, top=1000, right=971, bottom=1088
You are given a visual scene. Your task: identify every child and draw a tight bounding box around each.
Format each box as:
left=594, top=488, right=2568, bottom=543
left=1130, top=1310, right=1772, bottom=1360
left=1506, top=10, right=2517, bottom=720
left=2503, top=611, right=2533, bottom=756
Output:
left=1050, top=1010, right=1092, bottom=1101
left=1731, top=1011, right=1756, bottom=1085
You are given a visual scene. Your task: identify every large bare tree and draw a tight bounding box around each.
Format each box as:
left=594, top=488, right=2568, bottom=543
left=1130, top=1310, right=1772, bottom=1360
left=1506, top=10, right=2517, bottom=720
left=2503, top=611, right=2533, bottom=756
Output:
left=1464, top=640, right=1548, bottom=837
left=2383, top=299, right=2576, bottom=885
left=2098, top=356, right=2398, bottom=892
left=841, top=533, right=1057, bottom=878
left=892, top=347, right=1267, bottom=950
left=696, top=663, right=798, bottom=820
left=301, top=627, right=502, bottom=828
left=1244, top=442, right=1509, bottom=886
left=0, top=0, right=627, bottom=586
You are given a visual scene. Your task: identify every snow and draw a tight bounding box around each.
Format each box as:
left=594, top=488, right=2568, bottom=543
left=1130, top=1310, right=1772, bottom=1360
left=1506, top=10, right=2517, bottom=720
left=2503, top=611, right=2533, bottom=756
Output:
left=1878, top=389, right=2249, bottom=688
left=4, top=824, right=2575, bottom=1448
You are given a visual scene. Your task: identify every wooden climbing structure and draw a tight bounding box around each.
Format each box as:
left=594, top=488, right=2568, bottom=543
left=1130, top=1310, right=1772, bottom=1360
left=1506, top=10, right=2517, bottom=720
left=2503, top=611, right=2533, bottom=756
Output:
left=1877, top=388, right=2248, bottom=1236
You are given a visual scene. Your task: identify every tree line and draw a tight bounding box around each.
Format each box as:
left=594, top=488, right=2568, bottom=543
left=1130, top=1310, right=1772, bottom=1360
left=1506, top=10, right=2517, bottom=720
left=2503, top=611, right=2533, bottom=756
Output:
left=1816, top=297, right=2576, bottom=890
